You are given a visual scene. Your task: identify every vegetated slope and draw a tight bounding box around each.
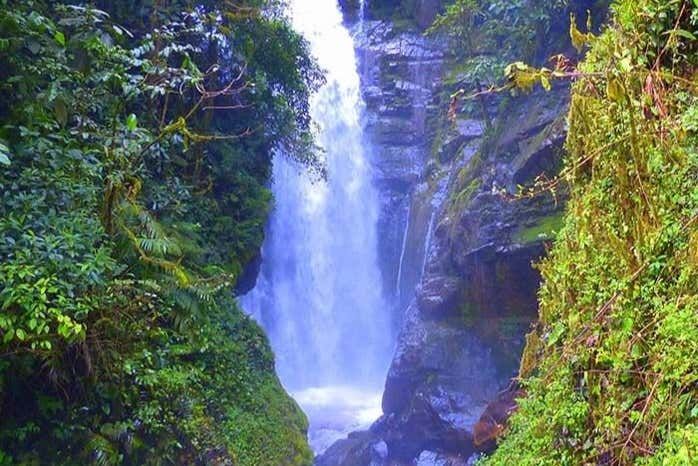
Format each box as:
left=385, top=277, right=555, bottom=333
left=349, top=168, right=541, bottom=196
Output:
left=485, top=0, right=697, bottom=464
left=0, top=1, right=322, bottom=464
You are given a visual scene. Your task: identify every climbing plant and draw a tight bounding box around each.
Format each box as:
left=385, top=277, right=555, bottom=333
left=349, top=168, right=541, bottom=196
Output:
left=482, top=0, right=698, bottom=464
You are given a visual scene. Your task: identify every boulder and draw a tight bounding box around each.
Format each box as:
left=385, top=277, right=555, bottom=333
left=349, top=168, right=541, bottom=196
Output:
left=315, top=431, right=384, bottom=466
left=416, top=450, right=470, bottom=466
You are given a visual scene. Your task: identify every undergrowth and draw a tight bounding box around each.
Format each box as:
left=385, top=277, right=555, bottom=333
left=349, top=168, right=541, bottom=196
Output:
left=485, top=0, right=698, bottom=464
left=0, top=1, right=318, bottom=464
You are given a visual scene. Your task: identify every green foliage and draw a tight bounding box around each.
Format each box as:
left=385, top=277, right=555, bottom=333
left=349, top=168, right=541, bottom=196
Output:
left=429, top=0, right=571, bottom=127
left=0, top=0, right=318, bottom=464
left=484, top=1, right=698, bottom=464
left=429, top=0, right=568, bottom=85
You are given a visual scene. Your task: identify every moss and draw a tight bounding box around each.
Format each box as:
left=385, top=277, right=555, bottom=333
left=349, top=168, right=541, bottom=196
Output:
left=452, top=178, right=482, bottom=210
left=429, top=116, right=448, bottom=160
left=513, top=212, right=564, bottom=244
left=223, top=374, right=312, bottom=466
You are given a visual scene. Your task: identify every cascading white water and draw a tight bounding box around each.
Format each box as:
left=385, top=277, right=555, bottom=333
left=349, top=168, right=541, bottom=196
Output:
left=241, top=0, right=391, bottom=454
left=395, top=204, right=411, bottom=299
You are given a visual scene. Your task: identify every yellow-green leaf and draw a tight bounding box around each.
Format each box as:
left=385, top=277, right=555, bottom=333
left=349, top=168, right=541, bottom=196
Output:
left=126, top=113, right=138, bottom=131
left=54, top=31, right=66, bottom=47
left=606, top=77, right=624, bottom=102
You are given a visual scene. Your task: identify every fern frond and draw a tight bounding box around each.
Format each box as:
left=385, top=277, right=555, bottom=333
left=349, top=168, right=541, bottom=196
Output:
left=137, top=237, right=182, bottom=257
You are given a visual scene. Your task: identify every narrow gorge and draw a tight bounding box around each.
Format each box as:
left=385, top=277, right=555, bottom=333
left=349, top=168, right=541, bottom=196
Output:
left=1, top=1, right=695, bottom=465
left=321, top=1, right=578, bottom=464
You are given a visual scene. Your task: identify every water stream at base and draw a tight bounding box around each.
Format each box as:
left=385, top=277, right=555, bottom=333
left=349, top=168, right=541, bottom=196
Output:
left=241, top=0, right=391, bottom=454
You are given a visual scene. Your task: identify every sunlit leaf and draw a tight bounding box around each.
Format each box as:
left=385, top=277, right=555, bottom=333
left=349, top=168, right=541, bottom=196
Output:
left=126, top=113, right=137, bottom=131
left=54, top=31, right=66, bottom=46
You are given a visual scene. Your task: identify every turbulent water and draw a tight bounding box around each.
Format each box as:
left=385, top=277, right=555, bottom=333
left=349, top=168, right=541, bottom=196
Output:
left=241, top=0, right=391, bottom=454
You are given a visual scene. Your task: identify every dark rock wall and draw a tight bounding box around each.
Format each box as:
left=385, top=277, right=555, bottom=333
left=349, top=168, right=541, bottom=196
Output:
left=376, top=85, right=570, bottom=463
left=355, top=20, right=447, bottom=322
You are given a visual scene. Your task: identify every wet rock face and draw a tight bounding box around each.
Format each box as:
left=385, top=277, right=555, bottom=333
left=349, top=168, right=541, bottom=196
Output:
left=378, top=303, right=499, bottom=460
left=354, top=19, right=446, bottom=321
left=322, top=85, right=567, bottom=464
left=373, top=86, right=569, bottom=463
left=315, top=431, right=387, bottom=466
left=415, top=275, right=463, bottom=317
left=322, top=4, right=571, bottom=466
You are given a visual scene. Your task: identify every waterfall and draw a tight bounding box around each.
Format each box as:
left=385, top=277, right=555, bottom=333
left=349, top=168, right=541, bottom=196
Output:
left=395, top=203, right=411, bottom=299
left=421, top=211, right=435, bottom=276
left=241, top=0, right=391, bottom=454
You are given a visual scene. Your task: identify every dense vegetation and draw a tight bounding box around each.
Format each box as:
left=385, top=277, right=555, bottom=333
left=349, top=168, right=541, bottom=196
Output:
left=428, top=0, right=568, bottom=84
left=2, top=0, right=695, bottom=464
left=426, top=0, right=696, bottom=463
left=479, top=0, right=698, bottom=464
left=0, top=0, right=322, bottom=464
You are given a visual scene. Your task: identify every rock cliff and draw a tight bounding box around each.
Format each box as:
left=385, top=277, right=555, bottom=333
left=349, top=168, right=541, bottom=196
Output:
left=317, top=2, right=585, bottom=464
left=355, top=18, right=447, bottom=322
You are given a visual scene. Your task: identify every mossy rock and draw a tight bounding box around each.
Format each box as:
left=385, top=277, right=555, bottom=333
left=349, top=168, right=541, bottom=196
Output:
left=513, top=212, right=564, bottom=244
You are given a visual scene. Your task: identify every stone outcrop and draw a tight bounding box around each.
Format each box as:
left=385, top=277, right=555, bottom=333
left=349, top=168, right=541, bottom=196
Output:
left=367, top=84, right=569, bottom=464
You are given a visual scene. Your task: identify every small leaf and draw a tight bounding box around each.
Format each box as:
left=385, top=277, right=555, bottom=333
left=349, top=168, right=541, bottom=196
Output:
left=54, top=31, right=66, bottom=46
left=126, top=113, right=138, bottom=131
left=664, top=28, right=697, bottom=41
left=570, top=13, right=594, bottom=53
left=606, top=78, right=624, bottom=102
left=111, top=24, right=133, bottom=38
